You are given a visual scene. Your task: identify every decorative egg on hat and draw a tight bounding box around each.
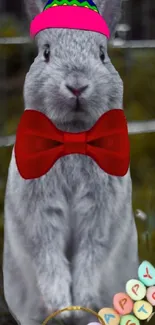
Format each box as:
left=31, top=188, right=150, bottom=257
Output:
left=44, top=0, right=99, bottom=12
left=30, top=0, right=110, bottom=38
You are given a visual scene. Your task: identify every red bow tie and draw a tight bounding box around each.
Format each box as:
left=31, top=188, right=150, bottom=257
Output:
left=14, top=109, right=130, bottom=179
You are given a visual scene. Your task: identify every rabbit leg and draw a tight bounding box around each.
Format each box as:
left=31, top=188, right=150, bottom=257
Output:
left=71, top=216, right=139, bottom=325
left=4, top=202, right=73, bottom=325
left=71, top=232, right=119, bottom=325
left=71, top=234, right=104, bottom=311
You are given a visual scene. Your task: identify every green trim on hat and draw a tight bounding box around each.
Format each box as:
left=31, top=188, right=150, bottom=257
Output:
left=44, top=0, right=99, bottom=13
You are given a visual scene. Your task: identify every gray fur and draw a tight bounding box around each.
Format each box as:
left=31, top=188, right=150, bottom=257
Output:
left=3, top=1, right=139, bottom=324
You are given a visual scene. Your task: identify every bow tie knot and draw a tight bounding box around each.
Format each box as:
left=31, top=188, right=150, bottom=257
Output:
left=64, top=132, right=86, bottom=154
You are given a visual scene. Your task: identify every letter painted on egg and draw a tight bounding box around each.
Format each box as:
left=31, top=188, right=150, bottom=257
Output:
left=132, top=284, right=139, bottom=296
left=126, top=321, right=136, bottom=325
left=119, top=298, right=127, bottom=310
left=104, top=313, right=115, bottom=324
left=138, top=304, right=148, bottom=314
left=143, top=267, right=153, bottom=279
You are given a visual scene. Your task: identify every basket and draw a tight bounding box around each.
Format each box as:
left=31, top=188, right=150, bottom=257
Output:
left=42, top=306, right=106, bottom=325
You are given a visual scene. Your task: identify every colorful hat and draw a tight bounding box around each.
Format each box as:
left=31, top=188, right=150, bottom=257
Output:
left=30, top=0, right=110, bottom=38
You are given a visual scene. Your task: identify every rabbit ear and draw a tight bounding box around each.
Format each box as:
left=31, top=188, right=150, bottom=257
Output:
left=24, top=0, right=44, bottom=21
left=94, top=0, right=122, bottom=37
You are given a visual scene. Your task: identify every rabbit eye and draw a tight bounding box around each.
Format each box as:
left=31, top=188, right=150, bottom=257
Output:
left=43, top=45, right=50, bottom=62
left=100, top=46, right=105, bottom=63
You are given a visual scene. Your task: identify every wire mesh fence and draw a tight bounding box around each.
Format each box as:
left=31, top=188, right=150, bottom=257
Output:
left=0, top=35, right=155, bottom=145
left=1, top=36, right=155, bottom=47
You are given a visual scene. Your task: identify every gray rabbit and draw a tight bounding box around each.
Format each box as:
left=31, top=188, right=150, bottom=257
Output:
left=3, top=0, right=139, bottom=324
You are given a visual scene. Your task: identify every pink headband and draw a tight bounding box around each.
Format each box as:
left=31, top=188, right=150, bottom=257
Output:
left=30, top=6, right=110, bottom=39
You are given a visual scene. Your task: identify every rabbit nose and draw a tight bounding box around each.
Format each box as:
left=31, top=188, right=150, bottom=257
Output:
left=66, top=84, right=88, bottom=96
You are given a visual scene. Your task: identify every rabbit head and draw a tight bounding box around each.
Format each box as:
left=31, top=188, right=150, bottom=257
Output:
left=24, top=0, right=123, bottom=131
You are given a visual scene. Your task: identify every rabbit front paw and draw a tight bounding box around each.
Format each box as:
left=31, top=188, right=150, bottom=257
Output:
left=40, top=273, right=73, bottom=323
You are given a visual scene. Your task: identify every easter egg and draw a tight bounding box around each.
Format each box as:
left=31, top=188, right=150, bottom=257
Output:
left=113, top=292, right=133, bottom=315
left=98, top=307, right=120, bottom=325
left=120, top=314, right=140, bottom=325
left=146, top=286, right=155, bottom=306
left=138, top=261, right=155, bottom=286
left=133, top=300, right=153, bottom=320
left=126, top=279, right=146, bottom=301
left=87, top=323, right=101, bottom=325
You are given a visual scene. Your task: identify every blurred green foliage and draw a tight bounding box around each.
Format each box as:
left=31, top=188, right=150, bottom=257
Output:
left=0, top=18, right=155, bottom=324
